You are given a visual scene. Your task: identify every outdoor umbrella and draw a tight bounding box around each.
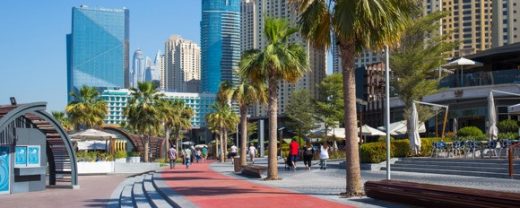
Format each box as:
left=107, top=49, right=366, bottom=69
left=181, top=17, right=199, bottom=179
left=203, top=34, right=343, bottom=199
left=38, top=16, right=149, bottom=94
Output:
left=69, top=129, right=117, bottom=139
left=360, top=125, right=386, bottom=136
left=453, top=118, right=458, bottom=134
left=410, top=103, right=421, bottom=155
left=488, top=91, right=499, bottom=141
left=69, top=129, right=117, bottom=151
left=378, top=120, right=426, bottom=136
left=442, top=57, right=483, bottom=87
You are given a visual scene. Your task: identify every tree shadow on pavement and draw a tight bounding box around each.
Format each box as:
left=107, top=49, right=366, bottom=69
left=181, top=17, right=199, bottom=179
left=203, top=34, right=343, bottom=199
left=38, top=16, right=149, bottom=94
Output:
left=171, top=186, right=306, bottom=197
left=83, top=198, right=118, bottom=207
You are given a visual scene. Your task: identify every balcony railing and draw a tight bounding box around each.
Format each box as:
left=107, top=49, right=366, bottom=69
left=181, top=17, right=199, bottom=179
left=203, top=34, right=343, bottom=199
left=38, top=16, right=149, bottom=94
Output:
left=439, top=69, right=520, bottom=88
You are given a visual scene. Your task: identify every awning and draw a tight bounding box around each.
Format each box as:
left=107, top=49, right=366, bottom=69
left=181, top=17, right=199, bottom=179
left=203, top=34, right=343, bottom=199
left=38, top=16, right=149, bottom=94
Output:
left=508, top=103, right=520, bottom=113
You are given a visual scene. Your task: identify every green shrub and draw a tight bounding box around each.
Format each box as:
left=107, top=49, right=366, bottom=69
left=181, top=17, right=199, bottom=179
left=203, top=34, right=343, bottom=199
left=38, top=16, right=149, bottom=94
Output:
left=377, top=135, right=395, bottom=142
left=129, top=151, right=141, bottom=157
left=498, top=132, right=518, bottom=140
left=329, top=151, right=345, bottom=160
left=115, top=151, right=128, bottom=159
left=360, top=137, right=452, bottom=163
left=392, top=140, right=410, bottom=157
left=360, top=142, right=387, bottom=163
left=457, top=126, right=486, bottom=140
left=498, top=119, right=519, bottom=133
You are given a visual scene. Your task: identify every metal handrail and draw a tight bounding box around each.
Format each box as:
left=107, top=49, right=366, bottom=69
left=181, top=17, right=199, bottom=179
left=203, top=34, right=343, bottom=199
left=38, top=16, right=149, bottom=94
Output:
left=508, top=142, right=520, bottom=178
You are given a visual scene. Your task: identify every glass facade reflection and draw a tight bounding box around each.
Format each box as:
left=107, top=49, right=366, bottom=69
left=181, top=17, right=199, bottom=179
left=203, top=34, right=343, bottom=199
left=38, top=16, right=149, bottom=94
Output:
left=200, top=0, right=241, bottom=93
left=67, top=6, right=129, bottom=102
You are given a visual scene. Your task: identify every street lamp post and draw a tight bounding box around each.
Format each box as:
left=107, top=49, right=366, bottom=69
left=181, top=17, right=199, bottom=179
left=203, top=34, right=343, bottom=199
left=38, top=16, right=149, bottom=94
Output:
left=385, top=45, right=391, bottom=180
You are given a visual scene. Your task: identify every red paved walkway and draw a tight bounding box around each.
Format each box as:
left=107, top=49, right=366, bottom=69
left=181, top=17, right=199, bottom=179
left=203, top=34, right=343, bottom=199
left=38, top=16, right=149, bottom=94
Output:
left=161, top=161, right=353, bottom=208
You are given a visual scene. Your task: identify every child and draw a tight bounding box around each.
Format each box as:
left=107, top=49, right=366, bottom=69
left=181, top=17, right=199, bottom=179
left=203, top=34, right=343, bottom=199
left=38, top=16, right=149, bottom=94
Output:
left=320, top=143, right=329, bottom=170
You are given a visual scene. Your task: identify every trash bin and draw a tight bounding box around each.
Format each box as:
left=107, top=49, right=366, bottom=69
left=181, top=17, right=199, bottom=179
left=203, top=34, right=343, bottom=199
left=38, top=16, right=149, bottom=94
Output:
left=233, top=156, right=241, bottom=172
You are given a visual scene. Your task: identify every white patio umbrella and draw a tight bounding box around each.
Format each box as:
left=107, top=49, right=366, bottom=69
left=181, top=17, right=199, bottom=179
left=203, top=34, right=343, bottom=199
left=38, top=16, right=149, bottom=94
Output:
left=360, top=125, right=386, bottom=136
left=69, top=129, right=117, bottom=139
left=410, top=103, right=421, bottom=155
left=442, top=57, right=483, bottom=87
left=453, top=118, right=458, bottom=134
left=378, top=120, right=426, bottom=136
left=488, top=91, right=499, bottom=141
left=69, top=129, right=117, bottom=151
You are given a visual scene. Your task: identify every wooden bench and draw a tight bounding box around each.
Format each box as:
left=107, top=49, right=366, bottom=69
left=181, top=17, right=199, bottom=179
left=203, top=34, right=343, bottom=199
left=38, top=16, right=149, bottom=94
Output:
left=241, top=165, right=267, bottom=178
left=365, top=180, right=520, bottom=208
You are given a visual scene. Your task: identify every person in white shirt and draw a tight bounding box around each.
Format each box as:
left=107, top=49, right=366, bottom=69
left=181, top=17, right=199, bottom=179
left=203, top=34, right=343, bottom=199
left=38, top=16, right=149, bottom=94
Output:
left=248, top=143, right=257, bottom=164
left=320, top=143, right=330, bottom=170
left=168, top=145, right=177, bottom=169
left=230, top=144, right=238, bottom=164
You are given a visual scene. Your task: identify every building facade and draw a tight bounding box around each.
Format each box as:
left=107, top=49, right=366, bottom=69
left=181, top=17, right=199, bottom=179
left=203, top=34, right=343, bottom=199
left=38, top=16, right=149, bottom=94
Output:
left=244, top=0, right=326, bottom=117
left=241, top=0, right=257, bottom=52
left=130, top=49, right=145, bottom=88
left=164, top=35, right=201, bottom=92
left=67, top=5, right=129, bottom=102
left=425, top=0, right=493, bottom=57
left=200, top=0, right=241, bottom=93
left=492, top=0, right=520, bottom=47
left=100, top=89, right=216, bottom=128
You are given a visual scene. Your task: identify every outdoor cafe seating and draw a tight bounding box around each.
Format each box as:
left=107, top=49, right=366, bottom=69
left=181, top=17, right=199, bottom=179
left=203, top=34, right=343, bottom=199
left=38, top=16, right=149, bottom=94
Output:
left=431, top=139, right=520, bottom=159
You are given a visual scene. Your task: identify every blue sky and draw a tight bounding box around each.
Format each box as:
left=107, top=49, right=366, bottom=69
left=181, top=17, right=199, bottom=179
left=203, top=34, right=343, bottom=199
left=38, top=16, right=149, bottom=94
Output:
left=0, top=1, right=331, bottom=112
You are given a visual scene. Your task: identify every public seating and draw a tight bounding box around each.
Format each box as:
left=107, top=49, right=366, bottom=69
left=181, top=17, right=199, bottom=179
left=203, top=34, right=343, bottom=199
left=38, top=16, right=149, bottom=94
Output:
left=365, top=180, right=520, bottom=208
left=241, top=165, right=267, bottom=178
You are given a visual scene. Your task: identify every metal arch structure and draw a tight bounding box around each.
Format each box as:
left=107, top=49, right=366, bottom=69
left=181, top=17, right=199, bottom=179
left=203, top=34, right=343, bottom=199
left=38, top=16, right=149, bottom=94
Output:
left=102, top=126, right=140, bottom=152
left=0, top=102, right=78, bottom=188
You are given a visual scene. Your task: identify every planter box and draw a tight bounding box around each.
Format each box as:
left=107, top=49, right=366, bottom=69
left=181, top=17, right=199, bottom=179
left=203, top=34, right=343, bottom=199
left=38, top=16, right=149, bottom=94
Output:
left=127, top=156, right=141, bottom=163
left=77, top=161, right=114, bottom=174
left=115, top=158, right=126, bottom=163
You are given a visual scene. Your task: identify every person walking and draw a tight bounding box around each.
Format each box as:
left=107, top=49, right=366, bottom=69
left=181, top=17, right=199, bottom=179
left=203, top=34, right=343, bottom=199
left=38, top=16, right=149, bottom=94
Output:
left=230, top=144, right=238, bottom=164
left=168, top=145, right=177, bottom=169
left=319, top=143, right=330, bottom=170
left=302, top=141, right=314, bottom=170
left=248, top=143, right=257, bottom=164
left=183, top=146, right=192, bottom=169
left=201, top=146, right=208, bottom=162
left=195, top=148, right=202, bottom=163
left=289, top=138, right=300, bottom=170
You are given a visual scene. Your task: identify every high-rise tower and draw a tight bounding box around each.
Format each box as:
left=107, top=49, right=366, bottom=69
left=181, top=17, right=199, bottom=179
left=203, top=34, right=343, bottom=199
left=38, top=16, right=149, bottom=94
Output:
left=66, top=5, right=129, bottom=102
left=165, top=35, right=201, bottom=92
left=492, top=0, right=520, bottom=47
left=244, top=0, right=326, bottom=116
left=200, top=0, right=241, bottom=93
left=131, top=49, right=145, bottom=88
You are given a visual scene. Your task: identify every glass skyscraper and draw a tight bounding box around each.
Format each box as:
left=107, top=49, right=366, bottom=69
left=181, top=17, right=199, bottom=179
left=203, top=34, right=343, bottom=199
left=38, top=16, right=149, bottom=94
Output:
left=200, top=0, right=241, bottom=93
left=67, top=5, right=129, bottom=102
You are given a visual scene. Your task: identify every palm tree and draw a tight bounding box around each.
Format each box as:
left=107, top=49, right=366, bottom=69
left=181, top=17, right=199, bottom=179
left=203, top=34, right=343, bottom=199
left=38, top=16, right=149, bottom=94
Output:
left=219, top=80, right=267, bottom=166
left=240, top=17, right=308, bottom=180
left=294, top=0, right=416, bottom=195
left=159, top=99, right=194, bottom=159
left=66, top=86, right=108, bottom=130
left=206, top=103, right=239, bottom=162
left=124, top=82, right=163, bottom=162
left=51, top=111, right=73, bottom=132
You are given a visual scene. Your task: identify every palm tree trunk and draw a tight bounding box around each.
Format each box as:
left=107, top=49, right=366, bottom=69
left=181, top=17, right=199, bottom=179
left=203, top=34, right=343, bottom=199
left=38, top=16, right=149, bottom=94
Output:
left=240, top=105, right=248, bottom=166
left=164, top=126, right=171, bottom=160
left=215, top=133, right=219, bottom=160
left=220, top=129, right=225, bottom=162
left=339, top=41, right=363, bottom=195
left=223, top=129, right=228, bottom=162
left=266, top=74, right=279, bottom=180
left=144, top=135, right=150, bottom=163
left=175, top=132, right=180, bottom=158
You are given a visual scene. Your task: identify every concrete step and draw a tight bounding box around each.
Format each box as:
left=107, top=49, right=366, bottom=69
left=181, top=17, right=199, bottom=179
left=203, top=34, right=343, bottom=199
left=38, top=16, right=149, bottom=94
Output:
left=382, top=166, right=520, bottom=179
left=152, top=172, right=195, bottom=208
left=132, top=175, right=152, bottom=208
left=119, top=184, right=134, bottom=208
left=391, top=163, right=520, bottom=173
left=398, top=157, right=520, bottom=164
left=142, top=174, right=171, bottom=208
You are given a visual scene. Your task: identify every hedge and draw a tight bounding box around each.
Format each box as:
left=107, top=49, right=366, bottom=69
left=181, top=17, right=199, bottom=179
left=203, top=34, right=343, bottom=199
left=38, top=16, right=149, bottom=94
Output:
left=360, top=137, right=452, bottom=163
